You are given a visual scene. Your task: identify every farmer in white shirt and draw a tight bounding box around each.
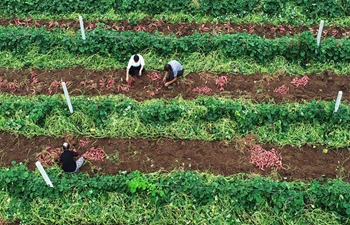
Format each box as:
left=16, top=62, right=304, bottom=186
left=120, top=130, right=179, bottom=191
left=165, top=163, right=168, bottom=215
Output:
left=126, top=54, right=145, bottom=82
left=163, top=60, right=184, bottom=89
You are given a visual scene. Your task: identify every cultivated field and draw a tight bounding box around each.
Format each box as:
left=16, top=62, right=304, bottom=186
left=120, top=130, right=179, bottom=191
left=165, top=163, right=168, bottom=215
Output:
left=1, top=1, right=350, bottom=224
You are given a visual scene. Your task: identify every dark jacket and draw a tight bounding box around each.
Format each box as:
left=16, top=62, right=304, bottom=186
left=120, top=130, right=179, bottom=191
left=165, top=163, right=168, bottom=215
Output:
left=60, top=150, right=78, bottom=172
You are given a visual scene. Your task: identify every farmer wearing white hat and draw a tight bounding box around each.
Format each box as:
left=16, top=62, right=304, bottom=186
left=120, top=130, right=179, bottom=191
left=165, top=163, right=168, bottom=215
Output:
left=60, top=142, right=85, bottom=173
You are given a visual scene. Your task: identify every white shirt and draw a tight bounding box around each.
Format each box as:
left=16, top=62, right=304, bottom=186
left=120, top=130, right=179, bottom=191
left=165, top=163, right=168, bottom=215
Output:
left=127, top=54, right=145, bottom=69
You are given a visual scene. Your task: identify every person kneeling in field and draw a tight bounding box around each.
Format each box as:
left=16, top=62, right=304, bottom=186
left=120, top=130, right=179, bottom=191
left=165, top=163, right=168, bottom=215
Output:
left=60, top=142, right=84, bottom=173
left=126, top=54, right=146, bottom=82
left=163, top=60, right=184, bottom=89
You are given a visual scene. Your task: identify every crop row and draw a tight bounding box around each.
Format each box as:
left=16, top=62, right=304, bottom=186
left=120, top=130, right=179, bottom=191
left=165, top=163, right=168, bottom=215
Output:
left=8, top=17, right=350, bottom=39
left=1, top=26, right=350, bottom=65
left=0, top=94, right=349, bottom=147
left=1, top=164, right=350, bottom=223
left=2, top=46, right=350, bottom=74
left=1, top=192, right=345, bottom=225
left=2, top=0, right=350, bottom=21
left=2, top=94, right=349, bottom=127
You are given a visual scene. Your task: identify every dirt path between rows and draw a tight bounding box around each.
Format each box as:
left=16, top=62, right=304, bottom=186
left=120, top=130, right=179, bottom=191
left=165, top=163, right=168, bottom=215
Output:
left=1, top=68, right=349, bottom=103
left=1, top=132, right=349, bottom=182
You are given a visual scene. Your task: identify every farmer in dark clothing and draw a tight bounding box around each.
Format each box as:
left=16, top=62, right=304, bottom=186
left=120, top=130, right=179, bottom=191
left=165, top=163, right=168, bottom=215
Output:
left=163, top=60, right=184, bottom=89
left=60, top=142, right=84, bottom=173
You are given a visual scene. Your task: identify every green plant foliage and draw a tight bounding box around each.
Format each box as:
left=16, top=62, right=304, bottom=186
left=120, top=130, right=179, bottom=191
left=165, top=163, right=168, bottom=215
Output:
left=1, top=27, right=350, bottom=65
left=3, top=47, right=350, bottom=74
left=2, top=0, right=350, bottom=22
left=0, top=94, right=349, bottom=147
left=0, top=165, right=350, bottom=224
left=295, top=0, right=344, bottom=18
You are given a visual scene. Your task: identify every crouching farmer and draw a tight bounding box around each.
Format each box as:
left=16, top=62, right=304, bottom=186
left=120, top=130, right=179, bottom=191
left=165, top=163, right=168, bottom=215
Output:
left=163, top=60, right=184, bottom=89
left=60, top=142, right=84, bottom=173
left=126, top=54, right=146, bottom=82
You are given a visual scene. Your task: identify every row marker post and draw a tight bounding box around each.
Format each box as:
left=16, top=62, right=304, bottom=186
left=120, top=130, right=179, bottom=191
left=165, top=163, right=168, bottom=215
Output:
left=334, top=91, right=343, bottom=113
left=35, top=161, right=54, bottom=187
left=316, top=20, right=324, bottom=53
left=79, top=15, right=86, bottom=40
left=62, top=82, right=73, bottom=113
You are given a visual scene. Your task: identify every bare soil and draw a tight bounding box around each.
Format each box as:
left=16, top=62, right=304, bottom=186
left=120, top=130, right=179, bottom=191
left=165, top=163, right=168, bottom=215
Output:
left=1, top=132, right=349, bottom=182
left=1, top=68, right=349, bottom=103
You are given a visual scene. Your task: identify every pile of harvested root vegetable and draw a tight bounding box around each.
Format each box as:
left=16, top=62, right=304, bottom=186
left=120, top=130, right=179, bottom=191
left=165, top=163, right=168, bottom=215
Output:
left=82, top=147, right=105, bottom=161
left=249, top=144, right=285, bottom=171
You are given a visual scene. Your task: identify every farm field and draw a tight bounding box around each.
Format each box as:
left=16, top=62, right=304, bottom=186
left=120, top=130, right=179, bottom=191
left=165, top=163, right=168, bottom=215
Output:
left=1, top=0, right=350, bottom=224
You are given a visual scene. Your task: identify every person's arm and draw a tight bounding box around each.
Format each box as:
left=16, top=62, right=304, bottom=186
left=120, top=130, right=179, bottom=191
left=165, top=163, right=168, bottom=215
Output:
left=163, top=71, right=168, bottom=83
left=138, top=65, right=144, bottom=76
left=126, top=67, right=130, bottom=82
left=126, top=56, right=133, bottom=82
left=165, top=77, right=177, bottom=87
left=139, top=57, right=145, bottom=76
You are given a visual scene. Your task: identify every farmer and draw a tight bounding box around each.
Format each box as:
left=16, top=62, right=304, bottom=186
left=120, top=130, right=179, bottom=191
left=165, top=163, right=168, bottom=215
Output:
left=60, top=142, right=85, bottom=173
left=163, top=60, right=184, bottom=89
left=126, top=54, right=146, bottom=82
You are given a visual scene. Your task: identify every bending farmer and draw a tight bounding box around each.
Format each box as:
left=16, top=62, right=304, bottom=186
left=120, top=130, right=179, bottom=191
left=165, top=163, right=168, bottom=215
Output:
left=126, top=54, right=145, bottom=82
left=163, top=60, right=184, bottom=89
left=60, top=142, right=84, bottom=173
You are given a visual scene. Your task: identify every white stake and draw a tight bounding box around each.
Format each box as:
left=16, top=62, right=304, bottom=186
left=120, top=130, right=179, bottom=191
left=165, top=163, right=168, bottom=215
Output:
left=79, top=15, right=86, bottom=40
left=35, top=161, right=54, bottom=188
left=62, top=82, right=73, bottom=113
left=316, top=20, right=324, bottom=53
left=334, top=91, right=343, bottom=113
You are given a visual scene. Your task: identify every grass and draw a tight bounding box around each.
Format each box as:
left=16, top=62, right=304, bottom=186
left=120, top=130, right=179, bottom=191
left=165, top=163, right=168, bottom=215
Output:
left=0, top=184, right=348, bottom=225
left=0, top=94, right=349, bottom=147
left=335, top=157, right=350, bottom=180
left=2, top=47, right=350, bottom=75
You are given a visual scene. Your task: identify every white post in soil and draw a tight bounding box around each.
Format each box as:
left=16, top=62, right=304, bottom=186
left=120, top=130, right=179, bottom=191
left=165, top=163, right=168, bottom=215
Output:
left=79, top=15, right=86, bottom=40
left=334, top=91, right=343, bottom=113
left=316, top=20, right=324, bottom=53
left=62, top=82, right=74, bottom=113
left=35, top=161, right=54, bottom=188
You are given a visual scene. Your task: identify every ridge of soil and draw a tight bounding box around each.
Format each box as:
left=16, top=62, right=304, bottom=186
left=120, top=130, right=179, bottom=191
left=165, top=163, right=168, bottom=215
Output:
left=1, top=132, right=349, bottom=182
left=1, top=68, right=349, bottom=103
left=3, top=17, right=350, bottom=38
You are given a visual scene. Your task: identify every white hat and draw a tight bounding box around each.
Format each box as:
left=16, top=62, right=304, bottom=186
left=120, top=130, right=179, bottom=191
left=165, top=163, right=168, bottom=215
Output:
left=63, top=142, right=69, bottom=149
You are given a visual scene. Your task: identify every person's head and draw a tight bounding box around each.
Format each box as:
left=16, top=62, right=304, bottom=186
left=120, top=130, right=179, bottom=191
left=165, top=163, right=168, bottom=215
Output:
left=164, top=64, right=171, bottom=72
left=133, top=54, right=139, bottom=63
left=62, top=142, right=70, bottom=151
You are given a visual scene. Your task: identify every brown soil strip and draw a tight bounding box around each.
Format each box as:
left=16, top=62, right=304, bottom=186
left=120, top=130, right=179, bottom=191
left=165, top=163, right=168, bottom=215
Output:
left=1, top=68, right=349, bottom=103
left=1, top=132, right=349, bottom=182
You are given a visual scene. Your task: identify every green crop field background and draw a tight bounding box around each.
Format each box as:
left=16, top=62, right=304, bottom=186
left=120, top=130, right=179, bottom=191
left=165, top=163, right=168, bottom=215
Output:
left=0, top=0, right=350, bottom=224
